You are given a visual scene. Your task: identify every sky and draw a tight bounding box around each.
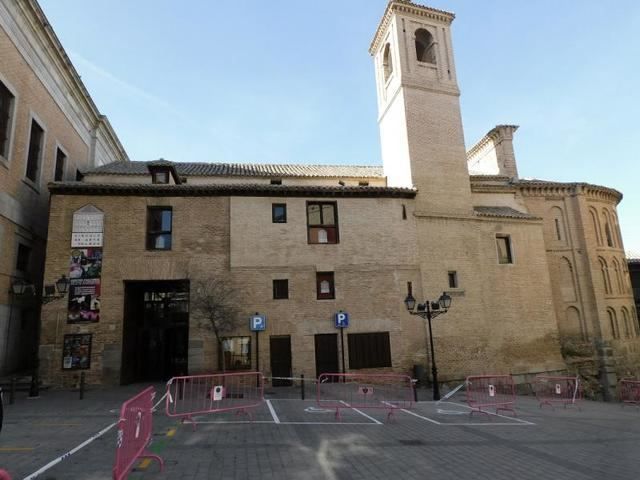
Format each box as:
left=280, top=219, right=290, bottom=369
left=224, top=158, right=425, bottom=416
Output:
left=39, top=0, right=640, bottom=254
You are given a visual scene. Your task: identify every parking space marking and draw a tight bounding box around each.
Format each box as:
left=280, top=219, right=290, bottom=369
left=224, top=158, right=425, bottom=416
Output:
left=191, top=420, right=378, bottom=426
left=0, top=447, right=34, bottom=452
left=400, top=408, right=441, bottom=425
left=266, top=399, right=281, bottom=424
left=339, top=401, right=382, bottom=424
left=436, top=401, right=536, bottom=425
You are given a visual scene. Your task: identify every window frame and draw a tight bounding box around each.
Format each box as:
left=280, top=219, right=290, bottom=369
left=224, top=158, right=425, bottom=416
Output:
left=306, top=201, right=339, bottom=244
left=316, top=272, right=335, bottom=300
left=24, top=114, right=46, bottom=189
left=348, top=332, right=392, bottom=370
left=272, top=203, right=287, bottom=224
left=15, top=243, right=31, bottom=273
left=146, top=206, right=173, bottom=251
left=152, top=170, right=170, bottom=184
left=496, top=235, right=514, bottom=265
left=0, top=76, right=17, bottom=165
left=448, top=271, right=458, bottom=289
left=272, top=279, right=289, bottom=300
left=221, top=336, right=252, bottom=371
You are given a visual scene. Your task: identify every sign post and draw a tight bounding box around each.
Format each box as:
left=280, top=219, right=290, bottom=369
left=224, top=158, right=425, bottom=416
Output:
left=334, top=311, right=349, bottom=375
left=250, top=313, right=266, bottom=386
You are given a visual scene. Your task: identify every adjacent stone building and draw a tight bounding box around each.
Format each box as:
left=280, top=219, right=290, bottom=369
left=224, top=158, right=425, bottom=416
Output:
left=39, top=1, right=638, bottom=394
left=0, top=0, right=127, bottom=375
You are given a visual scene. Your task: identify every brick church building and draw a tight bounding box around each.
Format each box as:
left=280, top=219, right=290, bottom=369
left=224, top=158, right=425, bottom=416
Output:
left=38, top=1, right=638, bottom=397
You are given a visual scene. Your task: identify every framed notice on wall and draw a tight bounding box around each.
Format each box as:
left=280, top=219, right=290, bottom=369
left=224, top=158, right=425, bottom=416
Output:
left=62, top=334, right=92, bottom=370
left=68, top=248, right=102, bottom=323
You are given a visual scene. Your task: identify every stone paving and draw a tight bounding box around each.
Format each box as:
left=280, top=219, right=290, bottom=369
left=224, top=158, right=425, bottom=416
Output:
left=1, top=385, right=640, bottom=479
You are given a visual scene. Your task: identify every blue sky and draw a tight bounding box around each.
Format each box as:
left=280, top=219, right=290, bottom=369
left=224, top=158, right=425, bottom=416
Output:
left=39, top=0, right=640, bottom=254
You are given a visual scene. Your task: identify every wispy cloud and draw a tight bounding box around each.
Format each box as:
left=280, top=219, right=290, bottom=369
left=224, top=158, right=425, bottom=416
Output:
left=68, top=50, right=184, bottom=118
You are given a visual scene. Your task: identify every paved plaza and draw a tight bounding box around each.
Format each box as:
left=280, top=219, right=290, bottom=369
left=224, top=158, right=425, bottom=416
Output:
left=1, top=384, right=640, bottom=479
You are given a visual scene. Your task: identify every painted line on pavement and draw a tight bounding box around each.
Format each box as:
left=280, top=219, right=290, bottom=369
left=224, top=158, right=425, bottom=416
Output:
left=400, top=408, right=442, bottom=425
left=0, top=447, right=34, bottom=452
left=339, top=401, right=382, bottom=425
left=190, top=420, right=378, bottom=426
left=266, top=399, right=281, bottom=424
left=437, top=401, right=536, bottom=425
left=23, top=421, right=117, bottom=480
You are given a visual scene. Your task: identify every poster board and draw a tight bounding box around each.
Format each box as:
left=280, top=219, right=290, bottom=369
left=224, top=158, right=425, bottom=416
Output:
left=67, top=248, right=101, bottom=323
left=62, top=334, right=92, bottom=370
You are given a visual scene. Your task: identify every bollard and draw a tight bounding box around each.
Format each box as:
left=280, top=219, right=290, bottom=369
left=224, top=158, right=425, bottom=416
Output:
left=413, top=380, right=418, bottom=403
left=79, top=372, right=85, bottom=400
left=9, top=377, right=16, bottom=405
left=301, top=374, right=305, bottom=401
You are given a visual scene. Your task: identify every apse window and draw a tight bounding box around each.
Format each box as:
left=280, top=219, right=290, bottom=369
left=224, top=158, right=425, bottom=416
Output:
left=496, top=235, right=513, bottom=264
left=307, top=202, right=338, bottom=244
left=273, top=279, right=289, bottom=300
left=316, top=272, right=335, bottom=300
left=222, top=336, right=251, bottom=370
left=147, top=207, right=173, bottom=250
left=348, top=332, right=392, bottom=369
left=272, top=203, right=287, bottom=223
left=0, top=80, right=16, bottom=160
left=382, top=43, right=393, bottom=82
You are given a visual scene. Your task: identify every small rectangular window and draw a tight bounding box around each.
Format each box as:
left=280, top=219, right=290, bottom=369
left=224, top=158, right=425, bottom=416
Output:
left=76, top=169, right=83, bottom=181
left=272, top=203, right=287, bottom=223
left=147, top=207, right=173, bottom=250
left=152, top=171, right=169, bottom=184
left=307, top=202, right=339, bottom=244
left=54, top=148, right=66, bottom=181
left=358, top=181, right=369, bottom=187
left=554, top=218, right=562, bottom=241
left=273, top=279, right=289, bottom=299
left=222, top=336, right=251, bottom=371
left=16, top=243, right=31, bottom=272
left=316, top=272, right=335, bottom=300
left=26, top=119, right=44, bottom=183
left=348, top=332, right=392, bottom=369
left=402, top=204, right=407, bottom=220
left=496, top=235, right=513, bottom=264
left=448, top=271, right=458, bottom=289
left=270, top=178, right=282, bottom=185
left=0, top=81, right=16, bottom=159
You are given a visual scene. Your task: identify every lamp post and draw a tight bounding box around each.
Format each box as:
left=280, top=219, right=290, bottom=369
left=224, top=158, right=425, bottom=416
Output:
left=6, top=275, right=69, bottom=398
left=404, top=290, right=452, bottom=401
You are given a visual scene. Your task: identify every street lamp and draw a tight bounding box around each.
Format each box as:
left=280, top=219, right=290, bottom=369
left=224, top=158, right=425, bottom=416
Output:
left=7, top=275, right=69, bottom=398
left=404, top=290, right=452, bottom=401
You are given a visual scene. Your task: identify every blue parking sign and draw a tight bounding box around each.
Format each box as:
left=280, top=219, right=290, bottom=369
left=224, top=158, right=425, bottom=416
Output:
left=335, top=312, right=349, bottom=328
left=250, top=314, right=266, bottom=331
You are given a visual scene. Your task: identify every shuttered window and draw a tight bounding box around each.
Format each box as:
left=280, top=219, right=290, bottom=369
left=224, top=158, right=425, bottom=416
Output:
left=348, top=332, right=391, bottom=369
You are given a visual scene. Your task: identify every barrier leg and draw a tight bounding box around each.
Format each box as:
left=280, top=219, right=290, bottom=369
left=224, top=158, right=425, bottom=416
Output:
left=140, top=451, right=164, bottom=472
left=182, top=415, right=197, bottom=431
left=335, top=408, right=342, bottom=422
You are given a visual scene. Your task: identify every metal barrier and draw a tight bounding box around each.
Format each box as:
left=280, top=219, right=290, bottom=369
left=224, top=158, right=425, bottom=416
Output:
left=112, top=386, right=163, bottom=480
left=0, top=469, right=11, bottom=480
left=619, top=378, right=640, bottom=407
left=534, top=375, right=581, bottom=409
left=166, top=372, right=264, bottom=429
left=466, top=375, right=516, bottom=416
left=316, top=373, right=413, bottom=422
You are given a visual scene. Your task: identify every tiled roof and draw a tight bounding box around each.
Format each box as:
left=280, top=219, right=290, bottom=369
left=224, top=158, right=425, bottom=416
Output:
left=48, top=182, right=415, bottom=198
left=87, top=161, right=385, bottom=179
left=474, top=206, right=539, bottom=220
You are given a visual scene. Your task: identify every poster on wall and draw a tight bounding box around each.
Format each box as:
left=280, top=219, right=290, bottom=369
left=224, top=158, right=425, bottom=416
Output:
left=62, top=334, right=92, bottom=370
left=67, top=248, right=102, bottom=323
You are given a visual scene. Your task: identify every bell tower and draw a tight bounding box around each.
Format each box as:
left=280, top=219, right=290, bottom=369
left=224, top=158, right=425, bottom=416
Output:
left=370, top=1, right=472, bottom=215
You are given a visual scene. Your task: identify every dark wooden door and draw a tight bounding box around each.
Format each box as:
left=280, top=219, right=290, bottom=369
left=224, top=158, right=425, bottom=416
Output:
left=270, top=336, right=292, bottom=386
left=315, top=334, right=339, bottom=378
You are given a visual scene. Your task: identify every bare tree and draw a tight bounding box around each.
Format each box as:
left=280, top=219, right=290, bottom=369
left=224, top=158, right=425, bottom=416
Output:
left=190, top=277, right=242, bottom=372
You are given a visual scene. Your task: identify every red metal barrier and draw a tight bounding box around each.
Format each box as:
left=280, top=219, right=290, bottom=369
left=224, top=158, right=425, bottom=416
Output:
left=466, top=375, right=516, bottom=416
left=112, top=386, right=163, bottom=480
left=0, top=469, right=12, bottom=480
left=534, top=375, right=581, bottom=409
left=166, top=372, right=264, bottom=429
left=619, top=378, right=640, bottom=407
left=316, top=373, right=413, bottom=422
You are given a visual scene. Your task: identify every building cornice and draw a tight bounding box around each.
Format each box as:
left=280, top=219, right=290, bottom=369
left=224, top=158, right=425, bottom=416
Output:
left=49, top=182, right=417, bottom=199
left=369, top=1, right=455, bottom=55
left=466, top=125, right=519, bottom=160
left=515, top=180, right=622, bottom=204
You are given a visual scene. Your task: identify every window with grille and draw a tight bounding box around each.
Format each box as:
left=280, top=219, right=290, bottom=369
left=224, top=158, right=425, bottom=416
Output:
left=273, top=279, right=289, bottom=299
left=316, top=272, right=335, bottom=300
left=222, top=336, right=251, bottom=370
left=307, top=202, right=338, bottom=244
left=147, top=207, right=172, bottom=250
